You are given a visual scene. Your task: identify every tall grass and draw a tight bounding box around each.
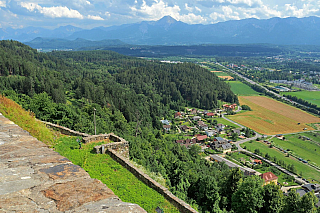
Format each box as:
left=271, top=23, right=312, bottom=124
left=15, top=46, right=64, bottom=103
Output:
left=0, top=95, right=55, bottom=146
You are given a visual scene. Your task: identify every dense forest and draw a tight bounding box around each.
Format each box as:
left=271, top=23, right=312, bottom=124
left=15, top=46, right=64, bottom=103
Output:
left=0, top=40, right=319, bottom=212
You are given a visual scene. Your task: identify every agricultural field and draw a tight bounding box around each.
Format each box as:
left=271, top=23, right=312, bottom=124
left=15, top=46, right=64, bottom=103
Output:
left=207, top=117, right=241, bottom=128
left=218, top=76, right=234, bottom=80
left=228, top=81, right=260, bottom=96
left=283, top=91, right=320, bottom=107
left=242, top=140, right=320, bottom=182
left=227, top=152, right=297, bottom=186
left=210, top=71, right=230, bottom=76
left=229, top=96, right=320, bottom=135
left=272, top=132, right=320, bottom=167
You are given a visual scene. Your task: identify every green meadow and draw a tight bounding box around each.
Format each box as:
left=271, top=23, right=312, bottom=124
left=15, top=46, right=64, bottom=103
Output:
left=242, top=140, right=320, bottom=182
left=228, top=81, right=260, bottom=96
left=284, top=91, right=320, bottom=107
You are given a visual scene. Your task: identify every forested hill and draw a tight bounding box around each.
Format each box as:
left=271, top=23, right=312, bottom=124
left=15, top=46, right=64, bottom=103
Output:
left=1, top=41, right=319, bottom=213
left=0, top=40, right=237, bottom=133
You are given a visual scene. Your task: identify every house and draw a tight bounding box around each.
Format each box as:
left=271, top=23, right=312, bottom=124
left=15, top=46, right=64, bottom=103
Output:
left=292, top=184, right=320, bottom=207
left=232, top=129, right=241, bottom=135
left=193, top=116, right=201, bottom=121
left=180, top=125, right=191, bottom=132
left=160, top=119, right=171, bottom=125
left=253, top=159, right=262, bottom=165
left=214, top=137, right=227, bottom=143
left=206, top=112, right=215, bottom=117
left=259, top=172, right=278, bottom=185
left=198, top=121, right=208, bottom=130
left=216, top=123, right=225, bottom=132
left=190, top=109, right=197, bottom=114
left=302, top=183, right=320, bottom=193
left=163, top=125, right=171, bottom=132
left=175, top=138, right=197, bottom=148
left=221, top=143, right=232, bottom=153
left=205, top=130, right=217, bottom=137
left=199, top=123, right=208, bottom=131
left=196, top=135, right=207, bottom=143
left=223, top=104, right=237, bottom=111
left=198, top=121, right=205, bottom=126
left=174, top=112, right=182, bottom=119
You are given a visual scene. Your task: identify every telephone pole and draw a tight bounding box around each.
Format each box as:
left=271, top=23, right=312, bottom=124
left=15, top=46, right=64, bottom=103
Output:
left=94, top=108, right=96, bottom=135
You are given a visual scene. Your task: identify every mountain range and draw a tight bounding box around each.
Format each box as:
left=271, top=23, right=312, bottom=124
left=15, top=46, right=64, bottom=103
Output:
left=2, top=16, right=320, bottom=46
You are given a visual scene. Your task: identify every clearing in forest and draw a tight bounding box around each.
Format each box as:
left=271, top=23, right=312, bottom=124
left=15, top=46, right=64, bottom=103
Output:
left=229, top=96, right=320, bottom=135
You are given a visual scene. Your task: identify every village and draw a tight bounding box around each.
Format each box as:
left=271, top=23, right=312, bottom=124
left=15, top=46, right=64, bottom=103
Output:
left=161, top=103, right=251, bottom=154
left=161, top=104, right=320, bottom=205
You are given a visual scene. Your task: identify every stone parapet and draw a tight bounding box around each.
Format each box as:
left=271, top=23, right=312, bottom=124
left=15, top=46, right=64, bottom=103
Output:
left=43, top=121, right=90, bottom=137
left=106, top=149, right=198, bottom=213
left=0, top=114, right=145, bottom=212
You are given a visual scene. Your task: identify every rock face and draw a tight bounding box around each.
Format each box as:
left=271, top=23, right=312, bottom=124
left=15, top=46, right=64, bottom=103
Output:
left=0, top=113, right=146, bottom=213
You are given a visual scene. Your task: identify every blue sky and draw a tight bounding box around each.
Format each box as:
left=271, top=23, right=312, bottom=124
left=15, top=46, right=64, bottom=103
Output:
left=0, top=0, right=319, bottom=29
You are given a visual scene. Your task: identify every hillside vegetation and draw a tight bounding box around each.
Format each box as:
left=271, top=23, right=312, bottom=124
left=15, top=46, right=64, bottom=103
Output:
left=0, top=40, right=319, bottom=212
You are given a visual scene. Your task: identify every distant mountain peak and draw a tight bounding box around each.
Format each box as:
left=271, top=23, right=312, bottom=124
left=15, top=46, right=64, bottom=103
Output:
left=157, top=16, right=178, bottom=24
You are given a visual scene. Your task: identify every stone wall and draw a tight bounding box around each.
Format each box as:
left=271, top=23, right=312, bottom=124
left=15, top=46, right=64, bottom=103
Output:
left=106, top=149, right=198, bottom=213
left=0, top=114, right=145, bottom=213
left=43, top=121, right=90, bottom=138
left=89, top=133, right=129, bottom=159
left=41, top=122, right=197, bottom=212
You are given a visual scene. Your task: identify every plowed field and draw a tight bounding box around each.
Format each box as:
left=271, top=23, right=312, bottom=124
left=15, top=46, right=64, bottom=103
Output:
left=229, top=96, right=320, bottom=135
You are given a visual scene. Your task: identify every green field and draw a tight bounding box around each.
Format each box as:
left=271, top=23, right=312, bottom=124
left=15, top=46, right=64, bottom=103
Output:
left=242, top=140, right=320, bottom=182
left=212, top=71, right=230, bottom=76
left=227, top=152, right=297, bottom=186
left=209, top=117, right=241, bottom=128
left=228, top=81, right=260, bottom=96
left=284, top=91, right=320, bottom=107
left=272, top=133, right=320, bottom=166
left=54, top=137, right=180, bottom=213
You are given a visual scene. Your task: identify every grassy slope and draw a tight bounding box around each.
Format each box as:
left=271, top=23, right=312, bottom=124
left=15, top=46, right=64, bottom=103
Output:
left=0, top=95, right=55, bottom=145
left=227, top=81, right=260, bottom=96
left=54, top=137, right=180, bottom=213
left=242, top=140, right=320, bottom=182
left=0, top=95, right=180, bottom=213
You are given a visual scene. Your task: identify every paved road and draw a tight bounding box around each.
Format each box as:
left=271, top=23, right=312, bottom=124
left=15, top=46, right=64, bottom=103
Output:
left=219, top=111, right=308, bottom=185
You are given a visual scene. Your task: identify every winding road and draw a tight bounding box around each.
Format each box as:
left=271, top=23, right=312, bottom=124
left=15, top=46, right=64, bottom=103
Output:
left=219, top=110, right=308, bottom=185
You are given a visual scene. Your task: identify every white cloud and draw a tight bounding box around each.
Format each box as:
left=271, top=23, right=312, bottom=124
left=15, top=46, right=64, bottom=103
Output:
left=20, top=3, right=84, bottom=19
left=130, top=0, right=206, bottom=23
left=130, top=0, right=181, bottom=20
left=185, top=3, right=193, bottom=12
left=209, top=6, right=240, bottom=22
left=228, top=0, right=263, bottom=7
left=179, top=13, right=207, bottom=24
left=86, top=1, right=91, bottom=5
left=284, top=3, right=319, bottom=18
left=195, top=6, right=202, bottom=12
left=105, top=11, right=111, bottom=17
left=87, top=15, right=104, bottom=20
left=0, top=1, right=6, bottom=8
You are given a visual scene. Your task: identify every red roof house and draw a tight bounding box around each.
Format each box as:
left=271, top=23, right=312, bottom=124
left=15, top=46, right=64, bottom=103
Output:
left=174, top=112, right=182, bottom=118
left=259, top=172, right=278, bottom=185
left=206, top=112, right=215, bottom=117
left=196, top=135, right=207, bottom=142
